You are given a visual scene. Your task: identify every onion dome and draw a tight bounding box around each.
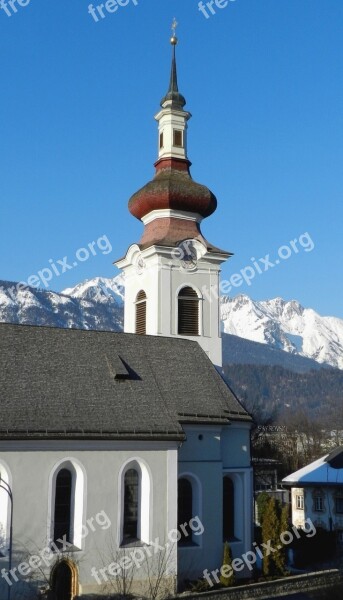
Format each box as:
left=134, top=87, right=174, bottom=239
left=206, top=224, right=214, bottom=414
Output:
left=128, top=159, right=217, bottom=221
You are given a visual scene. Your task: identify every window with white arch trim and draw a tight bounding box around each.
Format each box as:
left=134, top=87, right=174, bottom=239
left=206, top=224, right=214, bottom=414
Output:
left=0, top=462, right=11, bottom=555
left=54, top=468, right=73, bottom=544
left=177, top=286, right=201, bottom=336
left=177, top=474, right=201, bottom=546
left=222, top=472, right=244, bottom=542
left=119, top=459, right=151, bottom=546
left=49, top=459, right=85, bottom=550
left=223, top=476, right=235, bottom=541
left=123, top=468, right=139, bottom=541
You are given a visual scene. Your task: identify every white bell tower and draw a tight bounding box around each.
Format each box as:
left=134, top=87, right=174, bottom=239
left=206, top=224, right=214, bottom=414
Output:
left=115, top=28, right=231, bottom=367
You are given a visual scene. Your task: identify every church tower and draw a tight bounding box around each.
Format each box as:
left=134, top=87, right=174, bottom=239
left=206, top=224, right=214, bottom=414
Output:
left=115, top=28, right=231, bottom=367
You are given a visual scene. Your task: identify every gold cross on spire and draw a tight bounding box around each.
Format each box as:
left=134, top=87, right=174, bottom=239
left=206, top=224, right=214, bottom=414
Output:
left=171, top=18, right=178, bottom=45
left=171, top=18, right=178, bottom=36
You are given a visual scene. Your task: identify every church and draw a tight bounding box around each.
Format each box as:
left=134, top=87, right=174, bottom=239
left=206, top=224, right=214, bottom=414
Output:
left=0, top=32, right=253, bottom=600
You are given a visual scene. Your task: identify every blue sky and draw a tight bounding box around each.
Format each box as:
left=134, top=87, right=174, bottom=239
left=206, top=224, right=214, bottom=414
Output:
left=0, top=0, right=342, bottom=317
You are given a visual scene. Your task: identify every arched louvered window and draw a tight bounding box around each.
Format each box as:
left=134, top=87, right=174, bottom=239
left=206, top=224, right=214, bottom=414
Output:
left=123, top=468, right=139, bottom=542
left=178, top=478, right=193, bottom=544
left=54, top=469, right=72, bottom=545
left=178, top=287, right=200, bottom=336
left=135, top=290, right=147, bottom=335
left=223, top=476, right=235, bottom=541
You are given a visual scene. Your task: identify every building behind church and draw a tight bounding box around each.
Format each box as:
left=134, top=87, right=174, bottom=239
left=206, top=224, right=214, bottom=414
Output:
left=283, top=447, right=343, bottom=546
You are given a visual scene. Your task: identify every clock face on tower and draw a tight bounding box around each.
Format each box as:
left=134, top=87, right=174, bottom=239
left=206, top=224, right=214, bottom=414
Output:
left=134, top=254, right=146, bottom=275
left=178, top=240, right=198, bottom=272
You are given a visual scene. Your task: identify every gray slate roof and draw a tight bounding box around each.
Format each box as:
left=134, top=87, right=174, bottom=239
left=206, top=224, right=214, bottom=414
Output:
left=0, top=323, right=250, bottom=441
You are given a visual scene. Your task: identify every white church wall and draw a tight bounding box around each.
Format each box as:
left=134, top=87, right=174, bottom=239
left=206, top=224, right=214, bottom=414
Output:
left=223, top=468, right=254, bottom=566
left=221, top=423, right=251, bottom=469
left=0, top=440, right=178, bottom=598
left=178, top=426, right=222, bottom=463
left=178, top=425, right=253, bottom=582
left=178, top=459, right=223, bottom=581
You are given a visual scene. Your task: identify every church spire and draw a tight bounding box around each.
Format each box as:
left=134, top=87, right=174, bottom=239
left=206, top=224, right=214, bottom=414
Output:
left=127, top=23, right=218, bottom=222
left=160, top=22, right=186, bottom=110
left=115, top=26, right=231, bottom=367
left=155, top=22, right=191, bottom=163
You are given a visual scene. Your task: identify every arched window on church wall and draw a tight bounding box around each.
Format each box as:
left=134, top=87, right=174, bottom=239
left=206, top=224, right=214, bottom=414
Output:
left=54, top=468, right=72, bottom=545
left=123, top=468, right=139, bottom=542
left=49, top=459, right=85, bottom=550
left=119, top=459, right=151, bottom=546
left=0, top=462, right=11, bottom=552
left=223, top=476, right=235, bottom=541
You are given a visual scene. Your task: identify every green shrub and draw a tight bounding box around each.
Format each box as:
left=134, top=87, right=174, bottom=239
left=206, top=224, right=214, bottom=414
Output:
left=220, top=541, right=235, bottom=587
left=261, top=497, right=287, bottom=576
left=256, top=492, right=270, bottom=525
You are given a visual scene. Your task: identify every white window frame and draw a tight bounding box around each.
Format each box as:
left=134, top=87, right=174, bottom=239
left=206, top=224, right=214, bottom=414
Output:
left=314, top=496, right=324, bottom=512
left=48, top=458, right=86, bottom=550
left=176, top=284, right=203, bottom=337
left=173, top=129, right=184, bottom=148
left=178, top=472, right=202, bottom=548
left=118, top=458, right=151, bottom=547
left=223, top=471, right=245, bottom=543
left=0, top=461, right=12, bottom=553
left=135, top=290, right=147, bottom=335
left=296, top=494, right=304, bottom=510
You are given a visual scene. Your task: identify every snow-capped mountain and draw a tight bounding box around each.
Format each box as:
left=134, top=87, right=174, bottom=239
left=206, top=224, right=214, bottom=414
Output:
left=221, top=295, right=343, bottom=370
left=1, top=275, right=342, bottom=370
left=63, top=275, right=125, bottom=304
left=0, top=277, right=123, bottom=331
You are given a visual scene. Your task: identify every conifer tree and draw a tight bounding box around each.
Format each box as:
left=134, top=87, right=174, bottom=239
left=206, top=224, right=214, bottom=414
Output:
left=261, top=497, right=280, bottom=576
left=220, top=542, right=235, bottom=587
left=256, top=491, right=270, bottom=526
left=275, top=504, right=289, bottom=575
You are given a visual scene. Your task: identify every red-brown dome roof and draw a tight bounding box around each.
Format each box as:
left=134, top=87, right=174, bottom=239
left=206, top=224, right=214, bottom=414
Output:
left=128, top=159, right=217, bottom=221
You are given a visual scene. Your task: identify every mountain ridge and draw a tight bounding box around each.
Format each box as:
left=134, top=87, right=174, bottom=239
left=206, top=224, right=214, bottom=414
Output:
left=0, top=275, right=342, bottom=371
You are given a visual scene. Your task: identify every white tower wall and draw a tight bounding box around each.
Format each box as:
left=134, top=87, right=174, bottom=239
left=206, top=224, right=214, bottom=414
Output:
left=116, top=237, right=226, bottom=367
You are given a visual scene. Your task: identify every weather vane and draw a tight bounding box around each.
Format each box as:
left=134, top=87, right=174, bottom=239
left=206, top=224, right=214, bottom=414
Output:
left=171, top=18, right=178, bottom=45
